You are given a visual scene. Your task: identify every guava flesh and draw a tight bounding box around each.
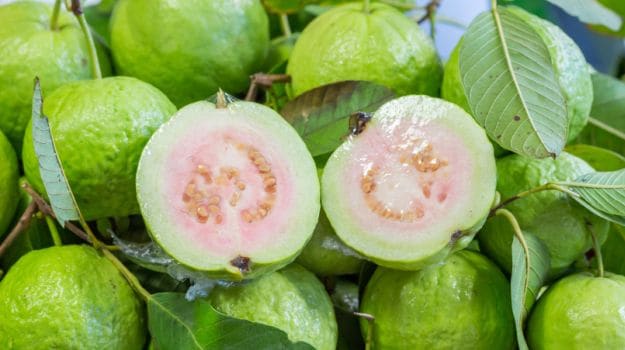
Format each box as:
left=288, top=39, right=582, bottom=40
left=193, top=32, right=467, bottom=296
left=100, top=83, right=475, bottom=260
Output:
left=322, top=95, right=496, bottom=270
left=137, top=100, right=319, bottom=280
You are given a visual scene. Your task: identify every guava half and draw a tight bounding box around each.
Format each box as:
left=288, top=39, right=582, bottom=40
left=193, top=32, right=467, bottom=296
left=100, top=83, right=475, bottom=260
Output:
left=136, top=98, right=319, bottom=280
left=322, top=95, right=496, bottom=270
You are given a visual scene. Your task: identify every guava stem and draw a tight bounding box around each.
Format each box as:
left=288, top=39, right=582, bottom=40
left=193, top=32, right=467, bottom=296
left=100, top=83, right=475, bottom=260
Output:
left=496, top=208, right=531, bottom=309
left=363, top=0, right=371, bottom=13
left=50, top=0, right=63, bottom=31
left=46, top=215, right=63, bottom=247
left=491, top=0, right=497, bottom=10
left=71, top=0, right=102, bottom=79
left=354, top=312, right=375, bottom=350
left=101, top=248, right=152, bottom=301
left=279, top=14, right=292, bottom=38
left=0, top=202, right=37, bottom=258
left=588, top=117, right=625, bottom=142
left=489, top=183, right=574, bottom=216
left=587, top=223, right=605, bottom=278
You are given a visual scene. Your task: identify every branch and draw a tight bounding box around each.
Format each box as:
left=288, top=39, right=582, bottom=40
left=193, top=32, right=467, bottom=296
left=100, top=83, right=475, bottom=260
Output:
left=245, top=73, right=291, bottom=102
left=417, top=0, right=441, bottom=24
left=0, top=201, right=38, bottom=257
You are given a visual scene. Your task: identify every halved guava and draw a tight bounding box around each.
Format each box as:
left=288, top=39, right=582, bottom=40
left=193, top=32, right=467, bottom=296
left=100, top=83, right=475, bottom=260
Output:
left=322, top=95, right=496, bottom=270
left=136, top=98, right=319, bottom=280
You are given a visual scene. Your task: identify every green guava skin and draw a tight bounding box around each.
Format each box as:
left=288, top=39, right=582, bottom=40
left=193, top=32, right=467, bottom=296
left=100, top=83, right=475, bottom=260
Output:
left=22, top=76, right=176, bottom=220
left=287, top=2, right=442, bottom=97
left=0, top=245, right=146, bottom=349
left=442, top=7, right=592, bottom=147
left=527, top=272, right=625, bottom=349
left=209, top=264, right=338, bottom=350
left=479, top=152, right=609, bottom=278
left=360, top=250, right=515, bottom=350
left=296, top=209, right=363, bottom=276
left=110, top=0, right=269, bottom=107
left=0, top=130, right=18, bottom=238
left=0, top=1, right=111, bottom=153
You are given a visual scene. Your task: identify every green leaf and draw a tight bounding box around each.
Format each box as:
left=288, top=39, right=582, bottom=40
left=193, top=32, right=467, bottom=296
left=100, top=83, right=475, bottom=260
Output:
left=577, top=73, right=625, bottom=155
left=280, top=81, right=395, bottom=157
left=510, top=233, right=550, bottom=350
left=560, top=170, right=625, bottom=225
left=459, top=7, right=568, bottom=158
left=546, top=0, right=621, bottom=31
left=148, top=292, right=314, bottom=350
left=566, top=144, right=625, bottom=171
left=31, top=78, right=81, bottom=227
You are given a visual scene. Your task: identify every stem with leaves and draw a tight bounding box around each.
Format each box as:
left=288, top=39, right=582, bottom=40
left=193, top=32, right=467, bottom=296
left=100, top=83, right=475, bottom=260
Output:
left=70, top=0, right=102, bottom=79
left=50, top=0, right=63, bottom=30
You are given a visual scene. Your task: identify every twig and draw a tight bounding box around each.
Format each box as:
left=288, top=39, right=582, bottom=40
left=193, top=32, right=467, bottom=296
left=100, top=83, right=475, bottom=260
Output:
left=245, top=73, right=291, bottom=101
left=417, top=0, right=441, bottom=24
left=0, top=202, right=38, bottom=257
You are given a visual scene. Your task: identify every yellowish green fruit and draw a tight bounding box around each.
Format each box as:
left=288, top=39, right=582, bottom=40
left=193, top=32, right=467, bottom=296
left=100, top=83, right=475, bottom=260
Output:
left=0, top=130, right=18, bottom=237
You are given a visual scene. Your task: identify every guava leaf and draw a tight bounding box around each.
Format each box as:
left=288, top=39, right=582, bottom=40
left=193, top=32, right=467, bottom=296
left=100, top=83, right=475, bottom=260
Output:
left=148, top=292, right=314, bottom=350
left=559, top=170, right=625, bottom=225
left=546, top=0, right=621, bottom=31
left=31, top=78, right=81, bottom=227
left=566, top=144, right=625, bottom=172
left=459, top=7, right=568, bottom=158
left=280, top=80, right=395, bottom=157
left=577, top=73, right=625, bottom=155
left=510, top=233, right=550, bottom=350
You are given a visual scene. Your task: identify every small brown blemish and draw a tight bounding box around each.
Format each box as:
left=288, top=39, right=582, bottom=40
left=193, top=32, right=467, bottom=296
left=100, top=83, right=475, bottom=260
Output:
left=230, top=256, right=251, bottom=273
left=449, top=230, right=463, bottom=245
left=513, top=115, right=521, bottom=121
left=349, top=111, right=373, bottom=135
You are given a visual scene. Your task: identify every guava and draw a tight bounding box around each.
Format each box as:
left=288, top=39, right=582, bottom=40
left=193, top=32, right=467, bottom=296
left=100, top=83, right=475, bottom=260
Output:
left=0, top=130, right=18, bottom=237
left=110, top=0, right=269, bottom=107
left=527, top=272, right=625, bottom=349
left=322, top=95, right=496, bottom=270
left=22, top=76, right=176, bottom=220
left=296, top=209, right=363, bottom=276
left=0, top=245, right=146, bottom=349
left=0, top=1, right=112, bottom=152
left=208, top=263, right=337, bottom=350
left=360, top=250, right=515, bottom=349
left=442, top=7, right=593, bottom=146
left=136, top=98, right=319, bottom=280
left=287, top=2, right=442, bottom=97
left=479, top=152, right=609, bottom=278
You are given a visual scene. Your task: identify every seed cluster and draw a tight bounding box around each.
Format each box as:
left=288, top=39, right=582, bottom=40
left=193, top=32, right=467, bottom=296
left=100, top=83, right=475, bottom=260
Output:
left=361, top=140, right=448, bottom=222
left=181, top=142, right=277, bottom=225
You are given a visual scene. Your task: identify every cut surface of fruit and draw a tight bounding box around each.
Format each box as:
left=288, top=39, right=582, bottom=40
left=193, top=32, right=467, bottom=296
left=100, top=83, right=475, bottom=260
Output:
left=322, top=95, right=496, bottom=270
left=137, top=100, right=319, bottom=279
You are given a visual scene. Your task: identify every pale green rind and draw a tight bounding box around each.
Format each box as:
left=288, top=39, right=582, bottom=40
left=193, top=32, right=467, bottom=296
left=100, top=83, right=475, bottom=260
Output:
left=136, top=100, right=319, bottom=280
left=360, top=250, right=515, bottom=349
left=527, top=272, right=625, bottom=349
left=209, top=264, right=338, bottom=350
left=0, top=1, right=110, bottom=152
left=322, top=95, right=496, bottom=270
left=507, top=7, right=593, bottom=143
left=0, top=130, right=18, bottom=237
left=479, top=152, right=609, bottom=278
left=287, top=2, right=442, bottom=97
left=110, top=0, right=269, bottom=107
left=0, top=245, right=145, bottom=349
left=22, top=76, right=176, bottom=220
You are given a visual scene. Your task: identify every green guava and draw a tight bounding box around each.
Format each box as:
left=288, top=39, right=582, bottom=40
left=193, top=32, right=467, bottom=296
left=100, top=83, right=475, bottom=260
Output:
left=322, top=95, right=496, bottom=270
left=110, top=0, right=269, bottom=107
left=479, top=152, right=609, bottom=277
left=136, top=98, right=319, bottom=280
left=22, top=76, right=176, bottom=220
left=287, top=2, right=442, bottom=96
left=0, top=1, right=112, bottom=152
left=209, top=263, right=338, bottom=350
left=0, top=245, right=146, bottom=349
left=0, top=130, right=18, bottom=237
left=527, top=272, right=625, bottom=349
left=360, top=250, right=515, bottom=349
left=442, top=7, right=593, bottom=146
left=296, top=209, right=363, bottom=276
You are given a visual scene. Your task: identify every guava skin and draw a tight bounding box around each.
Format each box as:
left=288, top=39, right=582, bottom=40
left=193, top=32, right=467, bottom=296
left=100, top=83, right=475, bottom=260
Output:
left=296, top=209, right=363, bottom=276
left=110, top=0, right=270, bottom=107
left=360, top=250, right=515, bottom=350
left=0, top=1, right=111, bottom=153
left=0, top=130, right=18, bottom=238
left=209, top=264, right=338, bottom=350
left=287, top=2, right=442, bottom=97
left=22, top=76, right=176, bottom=220
left=479, top=152, right=609, bottom=278
left=0, top=245, right=146, bottom=350
left=527, top=272, right=625, bottom=349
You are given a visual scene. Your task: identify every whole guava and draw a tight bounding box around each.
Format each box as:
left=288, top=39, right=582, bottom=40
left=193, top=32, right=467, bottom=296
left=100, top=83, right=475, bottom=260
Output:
left=0, top=130, right=18, bottom=237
